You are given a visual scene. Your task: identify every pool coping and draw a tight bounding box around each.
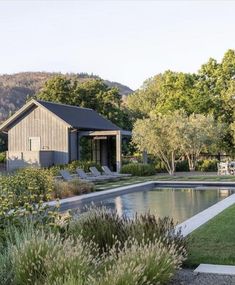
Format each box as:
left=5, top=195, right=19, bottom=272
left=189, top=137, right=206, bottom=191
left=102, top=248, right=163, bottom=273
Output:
left=45, top=180, right=235, bottom=236
left=194, top=264, right=235, bottom=275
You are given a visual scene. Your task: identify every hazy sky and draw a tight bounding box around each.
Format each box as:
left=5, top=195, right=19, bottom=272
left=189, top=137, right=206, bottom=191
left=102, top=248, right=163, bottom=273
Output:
left=0, top=1, right=235, bottom=89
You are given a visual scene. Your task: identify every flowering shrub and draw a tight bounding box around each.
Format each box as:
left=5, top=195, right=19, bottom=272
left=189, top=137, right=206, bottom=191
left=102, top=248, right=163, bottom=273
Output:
left=196, top=159, right=218, bottom=172
left=0, top=168, right=54, bottom=203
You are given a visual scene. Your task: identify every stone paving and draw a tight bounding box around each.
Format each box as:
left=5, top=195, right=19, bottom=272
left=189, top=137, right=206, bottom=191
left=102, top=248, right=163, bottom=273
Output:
left=169, top=269, right=235, bottom=285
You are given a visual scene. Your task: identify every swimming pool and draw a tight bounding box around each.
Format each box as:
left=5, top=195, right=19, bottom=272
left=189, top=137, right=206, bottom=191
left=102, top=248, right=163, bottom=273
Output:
left=71, top=187, right=235, bottom=223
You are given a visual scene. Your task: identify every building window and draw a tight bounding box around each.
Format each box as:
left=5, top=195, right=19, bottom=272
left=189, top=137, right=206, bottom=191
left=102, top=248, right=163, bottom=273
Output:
left=29, top=137, right=41, bottom=151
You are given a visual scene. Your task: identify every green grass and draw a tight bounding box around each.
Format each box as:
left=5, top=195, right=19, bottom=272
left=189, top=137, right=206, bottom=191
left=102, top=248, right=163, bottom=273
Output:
left=186, top=205, right=235, bottom=267
left=94, top=174, right=235, bottom=191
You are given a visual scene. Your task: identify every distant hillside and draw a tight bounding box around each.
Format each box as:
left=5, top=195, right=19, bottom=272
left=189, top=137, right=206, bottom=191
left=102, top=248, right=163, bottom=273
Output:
left=0, top=72, right=133, bottom=122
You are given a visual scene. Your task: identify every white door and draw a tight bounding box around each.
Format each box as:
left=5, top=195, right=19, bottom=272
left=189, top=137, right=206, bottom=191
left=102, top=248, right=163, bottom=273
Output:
left=29, top=137, right=40, bottom=151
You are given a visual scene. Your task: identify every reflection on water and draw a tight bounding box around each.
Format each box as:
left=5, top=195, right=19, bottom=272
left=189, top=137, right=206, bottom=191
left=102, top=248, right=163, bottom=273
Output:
left=73, top=188, right=235, bottom=223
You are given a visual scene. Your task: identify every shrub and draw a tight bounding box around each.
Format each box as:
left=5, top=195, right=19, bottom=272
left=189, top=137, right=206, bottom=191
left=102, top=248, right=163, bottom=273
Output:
left=53, top=179, right=94, bottom=199
left=154, top=160, right=167, bottom=173
left=95, top=238, right=186, bottom=285
left=11, top=228, right=99, bottom=285
left=175, top=160, right=190, bottom=172
left=68, top=207, right=128, bottom=254
left=120, top=163, right=155, bottom=176
left=67, top=160, right=102, bottom=173
left=68, top=207, right=186, bottom=257
left=127, top=213, right=186, bottom=253
left=0, top=152, right=6, bottom=163
left=0, top=251, right=13, bottom=285
left=196, top=159, right=218, bottom=172
left=0, top=168, right=54, bottom=203
left=49, top=161, right=102, bottom=176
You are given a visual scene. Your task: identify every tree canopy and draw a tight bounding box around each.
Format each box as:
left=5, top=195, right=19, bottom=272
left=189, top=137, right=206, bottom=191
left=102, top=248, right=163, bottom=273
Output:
left=127, top=49, right=235, bottom=154
left=132, top=112, right=221, bottom=174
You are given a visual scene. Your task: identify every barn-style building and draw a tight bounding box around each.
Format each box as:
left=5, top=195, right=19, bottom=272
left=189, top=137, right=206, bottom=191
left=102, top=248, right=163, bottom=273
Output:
left=0, top=99, right=131, bottom=171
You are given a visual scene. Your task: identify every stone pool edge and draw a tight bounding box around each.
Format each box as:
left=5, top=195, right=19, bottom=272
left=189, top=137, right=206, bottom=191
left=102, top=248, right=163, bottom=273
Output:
left=45, top=180, right=235, bottom=236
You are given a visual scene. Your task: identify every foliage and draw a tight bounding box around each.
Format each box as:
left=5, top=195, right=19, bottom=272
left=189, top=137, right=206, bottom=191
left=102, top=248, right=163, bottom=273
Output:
left=196, top=159, right=218, bottom=172
left=127, top=49, right=235, bottom=152
left=53, top=179, right=95, bottom=199
left=0, top=250, right=13, bottom=285
left=120, top=163, right=155, bottom=176
left=0, top=151, right=6, bottom=163
left=0, top=168, right=54, bottom=203
left=132, top=112, right=184, bottom=175
left=95, top=238, right=185, bottom=285
left=0, top=203, right=186, bottom=285
left=0, top=134, right=7, bottom=152
left=175, top=160, right=189, bottom=172
left=68, top=207, right=128, bottom=254
left=10, top=228, right=99, bottom=285
left=180, top=114, right=222, bottom=171
left=67, top=160, right=102, bottom=173
left=0, top=168, right=65, bottom=240
left=132, top=112, right=222, bottom=174
left=49, top=160, right=102, bottom=176
left=68, top=207, right=186, bottom=256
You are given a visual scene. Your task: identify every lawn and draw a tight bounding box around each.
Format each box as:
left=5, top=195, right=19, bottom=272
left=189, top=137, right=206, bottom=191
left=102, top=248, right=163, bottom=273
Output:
left=94, top=174, right=235, bottom=191
left=185, top=204, right=235, bottom=267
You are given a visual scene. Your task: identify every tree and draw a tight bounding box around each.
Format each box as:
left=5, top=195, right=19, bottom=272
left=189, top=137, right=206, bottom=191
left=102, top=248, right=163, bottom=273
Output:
left=132, top=112, right=222, bottom=174
left=37, top=76, right=132, bottom=130
left=128, top=49, right=235, bottom=154
left=127, top=71, right=196, bottom=119
left=37, top=75, right=73, bottom=105
left=180, top=114, right=222, bottom=171
left=132, top=112, right=184, bottom=175
left=126, top=75, right=162, bottom=118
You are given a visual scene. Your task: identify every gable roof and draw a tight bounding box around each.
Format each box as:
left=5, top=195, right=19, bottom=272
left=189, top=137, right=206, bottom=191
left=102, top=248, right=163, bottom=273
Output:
left=0, top=99, right=120, bottom=132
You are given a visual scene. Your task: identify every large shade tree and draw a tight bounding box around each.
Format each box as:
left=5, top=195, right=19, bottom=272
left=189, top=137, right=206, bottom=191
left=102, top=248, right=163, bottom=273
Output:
left=127, top=71, right=196, bottom=119
left=128, top=49, right=235, bottom=154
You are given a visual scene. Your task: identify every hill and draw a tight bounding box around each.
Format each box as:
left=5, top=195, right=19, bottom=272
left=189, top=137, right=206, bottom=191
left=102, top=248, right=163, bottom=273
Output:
left=0, top=72, right=133, bottom=122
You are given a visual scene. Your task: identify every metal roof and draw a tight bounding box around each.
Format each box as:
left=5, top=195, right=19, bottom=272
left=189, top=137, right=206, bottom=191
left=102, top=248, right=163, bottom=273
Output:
left=37, top=100, right=120, bottom=130
left=0, top=99, right=121, bottom=132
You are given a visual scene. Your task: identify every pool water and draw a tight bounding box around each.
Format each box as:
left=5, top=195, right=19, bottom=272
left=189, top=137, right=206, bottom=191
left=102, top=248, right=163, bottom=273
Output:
left=73, top=187, right=235, bottom=223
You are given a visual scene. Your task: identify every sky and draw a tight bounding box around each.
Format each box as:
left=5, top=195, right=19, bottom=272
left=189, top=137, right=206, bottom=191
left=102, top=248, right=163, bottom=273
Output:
left=0, top=1, right=235, bottom=90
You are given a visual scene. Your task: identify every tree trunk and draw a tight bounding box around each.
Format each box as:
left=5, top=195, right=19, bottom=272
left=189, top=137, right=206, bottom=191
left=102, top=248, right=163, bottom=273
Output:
left=187, top=154, right=196, bottom=172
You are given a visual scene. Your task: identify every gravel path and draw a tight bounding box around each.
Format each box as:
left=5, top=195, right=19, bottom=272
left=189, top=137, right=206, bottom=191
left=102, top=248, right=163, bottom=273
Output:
left=169, top=269, right=235, bottom=285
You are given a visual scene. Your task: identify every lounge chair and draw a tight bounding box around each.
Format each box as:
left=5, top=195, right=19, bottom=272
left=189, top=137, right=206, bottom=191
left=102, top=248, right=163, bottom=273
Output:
left=59, top=170, right=76, bottom=181
left=76, top=168, right=107, bottom=182
left=102, top=165, right=131, bottom=177
left=89, top=167, right=118, bottom=180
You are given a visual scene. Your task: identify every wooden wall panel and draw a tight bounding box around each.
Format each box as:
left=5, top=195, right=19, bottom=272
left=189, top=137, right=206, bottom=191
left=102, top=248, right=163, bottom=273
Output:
left=8, top=106, right=69, bottom=165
